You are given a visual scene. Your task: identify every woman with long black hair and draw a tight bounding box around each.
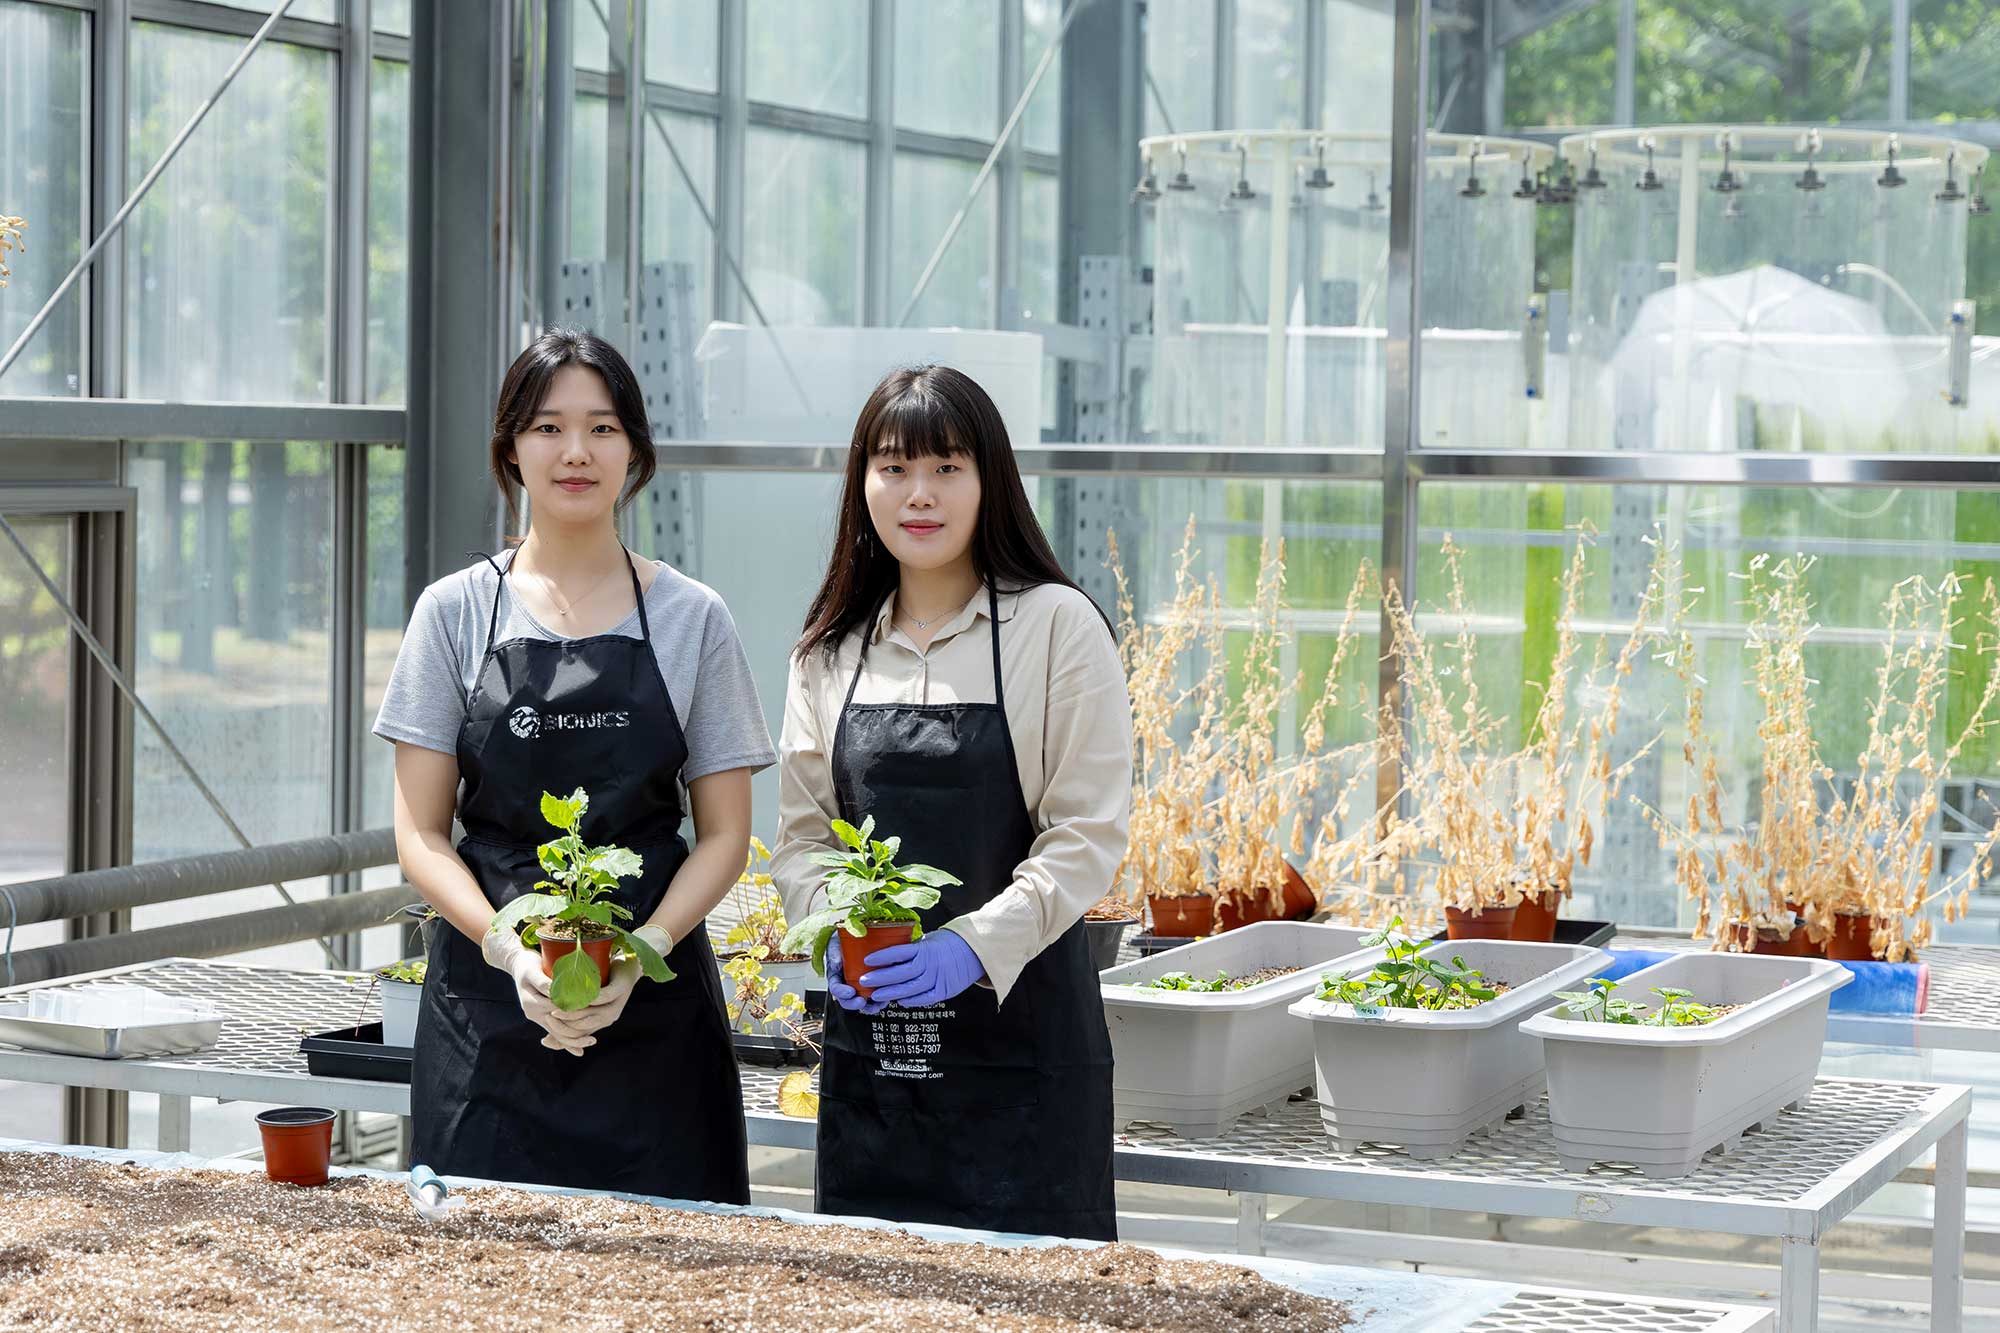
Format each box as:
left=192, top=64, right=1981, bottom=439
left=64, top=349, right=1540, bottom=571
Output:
left=374, top=328, right=773, bottom=1202
left=772, top=364, right=1134, bottom=1240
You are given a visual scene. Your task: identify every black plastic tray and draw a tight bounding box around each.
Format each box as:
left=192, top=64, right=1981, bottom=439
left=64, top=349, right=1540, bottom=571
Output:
left=1129, top=932, right=1200, bottom=958
left=732, top=1020, right=821, bottom=1068
left=1424, top=918, right=1617, bottom=949
left=300, top=1022, right=413, bottom=1084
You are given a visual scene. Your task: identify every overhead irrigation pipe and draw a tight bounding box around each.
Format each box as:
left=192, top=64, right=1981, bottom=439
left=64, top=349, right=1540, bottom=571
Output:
left=896, top=0, right=1091, bottom=327
left=0, top=0, right=298, bottom=383
left=0, top=514, right=343, bottom=968
left=0, top=829, right=396, bottom=928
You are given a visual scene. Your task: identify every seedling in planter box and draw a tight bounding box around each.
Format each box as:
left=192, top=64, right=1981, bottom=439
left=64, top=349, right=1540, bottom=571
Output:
left=1554, top=976, right=1723, bottom=1027
left=780, top=815, right=962, bottom=987
left=1136, top=970, right=1241, bottom=993
left=1314, top=917, right=1500, bottom=1011
left=488, top=788, right=675, bottom=1011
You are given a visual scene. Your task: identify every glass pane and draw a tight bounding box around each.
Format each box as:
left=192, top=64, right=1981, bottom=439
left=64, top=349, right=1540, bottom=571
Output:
left=1322, top=0, right=1397, bottom=132
left=1020, top=168, right=1058, bottom=323
left=747, top=0, right=867, bottom=116
left=1234, top=0, right=1303, bottom=129
left=1911, top=1, right=2000, bottom=339
left=0, top=0, right=87, bottom=396
left=743, top=127, right=865, bottom=325
left=367, top=58, right=410, bottom=404
left=894, top=152, right=995, bottom=329
left=897, top=0, right=999, bottom=140
left=201, top=0, right=335, bottom=22
left=1144, top=0, right=1215, bottom=136
left=574, top=0, right=611, bottom=75
left=374, top=0, right=412, bottom=37
left=643, top=111, right=718, bottom=335
left=1022, top=0, right=1062, bottom=154
left=128, top=25, right=333, bottom=402
left=648, top=0, right=718, bottom=90
left=361, top=443, right=405, bottom=835
left=1501, top=2, right=1617, bottom=128
left=0, top=515, right=71, bottom=1143
left=571, top=91, right=611, bottom=273
left=128, top=440, right=335, bottom=931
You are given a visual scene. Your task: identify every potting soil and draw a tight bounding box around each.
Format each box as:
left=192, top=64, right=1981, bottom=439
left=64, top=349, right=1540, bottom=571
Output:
left=0, top=1151, right=1349, bottom=1331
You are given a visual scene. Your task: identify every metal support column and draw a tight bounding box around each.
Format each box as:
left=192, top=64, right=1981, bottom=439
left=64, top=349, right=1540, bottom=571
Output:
left=714, top=0, right=747, bottom=325
left=539, top=0, right=575, bottom=329
left=996, top=0, right=1023, bottom=330
left=89, top=0, right=130, bottom=400
left=406, top=0, right=511, bottom=591
left=864, top=0, right=895, bottom=325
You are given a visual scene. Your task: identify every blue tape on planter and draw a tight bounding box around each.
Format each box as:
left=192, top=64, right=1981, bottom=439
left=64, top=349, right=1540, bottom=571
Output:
left=1596, top=949, right=1924, bottom=1015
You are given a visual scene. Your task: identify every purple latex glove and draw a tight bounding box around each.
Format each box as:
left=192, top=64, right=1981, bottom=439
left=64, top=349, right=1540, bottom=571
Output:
left=857, top=929, right=986, bottom=1008
left=824, top=931, right=887, bottom=1015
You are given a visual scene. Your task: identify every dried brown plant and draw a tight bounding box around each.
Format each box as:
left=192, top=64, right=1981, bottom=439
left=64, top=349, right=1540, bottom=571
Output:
left=0, top=215, right=24, bottom=288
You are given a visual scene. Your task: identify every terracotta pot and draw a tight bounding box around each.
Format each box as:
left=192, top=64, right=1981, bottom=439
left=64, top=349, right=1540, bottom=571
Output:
left=848, top=923, right=919, bottom=1001
left=256, top=1107, right=336, bottom=1187
left=1444, top=904, right=1518, bottom=941
left=1147, top=893, right=1217, bottom=938
left=1823, top=912, right=1885, bottom=962
left=540, top=933, right=615, bottom=984
left=1213, top=862, right=1317, bottom=932
left=1509, top=891, right=1560, bottom=943
left=1724, top=923, right=1810, bottom=956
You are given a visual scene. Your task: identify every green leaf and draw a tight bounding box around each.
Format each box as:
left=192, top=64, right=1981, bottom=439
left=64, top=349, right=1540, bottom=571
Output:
left=589, top=846, right=644, bottom=881
left=540, top=789, right=586, bottom=833
left=536, top=842, right=569, bottom=875
left=782, top=908, right=847, bottom=969
left=830, top=819, right=865, bottom=850
left=549, top=947, right=601, bottom=1010
left=618, top=928, right=675, bottom=983
left=489, top=892, right=568, bottom=938
left=805, top=850, right=859, bottom=869
left=576, top=902, right=615, bottom=925
left=857, top=814, right=876, bottom=844
left=886, top=885, right=940, bottom=910
left=899, top=863, right=963, bottom=888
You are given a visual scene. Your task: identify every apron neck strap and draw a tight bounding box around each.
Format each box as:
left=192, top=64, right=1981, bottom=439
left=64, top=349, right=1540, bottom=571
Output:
left=480, top=550, right=509, bottom=647
left=624, top=552, right=652, bottom=641
left=841, top=583, right=1008, bottom=710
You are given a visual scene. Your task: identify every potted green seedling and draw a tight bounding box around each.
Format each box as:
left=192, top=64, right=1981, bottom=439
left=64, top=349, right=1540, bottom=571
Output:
left=487, top=788, right=675, bottom=1011
left=1522, top=953, right=1852, bottom=1176
left=374, top=958, right=426, bottom=1048
left=779, top=815, right=961, bottom=1002
left=1289, top=917, right=1604, bottom=1158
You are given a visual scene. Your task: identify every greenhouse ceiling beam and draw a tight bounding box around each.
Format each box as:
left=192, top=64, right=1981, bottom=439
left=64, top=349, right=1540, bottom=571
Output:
left=650, top=442, right=1385, bottom=480
left=1408, top=449, right=2000, bottom=490
left=0, top=397, right=406, bottom=443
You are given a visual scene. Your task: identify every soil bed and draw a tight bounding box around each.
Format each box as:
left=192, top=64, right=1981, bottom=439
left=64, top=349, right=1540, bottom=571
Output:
left=0, top=1152, right=1348, bottom=1332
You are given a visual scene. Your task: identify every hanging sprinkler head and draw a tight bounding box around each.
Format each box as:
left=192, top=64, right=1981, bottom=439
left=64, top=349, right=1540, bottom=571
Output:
left=1364, top=170, right=1385, bottom=212
left=1551, top=161, right=1578, bottom=204
left=1579, top=145, right=1607, bottom=190
left=1132, top=154, right=1161, bottom=202
left=1305, top=138, right=1332, bottom=190
left=1228, top=145, right=1257, bottom=202
left=1166, top=144, right=1195, bottom=192
left=1711, top=136, right=1741, bottom=194
left=1973, top=164, right=1994, bottom=217
left=1937, top=151, right=1967, bottom=203
left=1878, top=136, right=1906, bottom=189
left=1637, top=138, right=1664, bottom=192
left=1795, top=133, right=1825, bottom=192
left=1459, top=139, right=1487, bottom=198
left=1510, top=150, right=1536, bottom=200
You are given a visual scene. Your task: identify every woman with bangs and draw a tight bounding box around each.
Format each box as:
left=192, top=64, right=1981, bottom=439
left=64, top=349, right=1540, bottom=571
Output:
left=772, top=364, right=1134, bottom=1239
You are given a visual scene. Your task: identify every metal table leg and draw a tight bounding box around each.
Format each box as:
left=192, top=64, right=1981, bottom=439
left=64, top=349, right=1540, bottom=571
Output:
left=1777, top=1236, right=1820, bottom=1333
left=156, top=1094, right=191, bottom=1153
left=1235, top=1191, right=1268, bottom=1256
left=1933, top=1117, right=1968, bottom=1332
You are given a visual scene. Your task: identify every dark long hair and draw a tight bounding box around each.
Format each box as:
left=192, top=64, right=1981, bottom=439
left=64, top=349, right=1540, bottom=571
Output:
left=489, top=328, right=657, bottom=527
left=795, top=364, right=1110, bottom=661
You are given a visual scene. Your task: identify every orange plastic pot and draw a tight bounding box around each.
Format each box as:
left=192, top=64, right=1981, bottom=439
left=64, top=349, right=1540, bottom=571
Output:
left=1823, top=912, right=1886, bottom=962
left=849, top=923, right=917, bottom=1001
left=1509, top=891, right=1560, bottom=943
left=541, top=933, right=615, bottom=984
left=1723, top=919, right=1811, bottom=956
left=1147, top=893, right=1216, bottom=938
left=1214, top=863, right=1317, bottom=932
left=1444, top=904, right=1518, bottom=941
left=256, top=1107, right=335, bottom=1187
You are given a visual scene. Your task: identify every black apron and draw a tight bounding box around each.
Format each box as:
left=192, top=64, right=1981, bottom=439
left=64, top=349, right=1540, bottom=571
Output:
left=411, top=552, right=749, bottom=1204
left=815, top=585, right=1117, bottom=1240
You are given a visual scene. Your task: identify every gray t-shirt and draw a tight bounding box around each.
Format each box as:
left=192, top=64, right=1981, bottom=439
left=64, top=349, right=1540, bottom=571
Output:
left=372, top=552, right=776, bottom=784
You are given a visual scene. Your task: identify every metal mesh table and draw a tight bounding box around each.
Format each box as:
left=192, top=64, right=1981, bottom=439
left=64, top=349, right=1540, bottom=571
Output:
left=0, top=959, right=1962, bottom=1332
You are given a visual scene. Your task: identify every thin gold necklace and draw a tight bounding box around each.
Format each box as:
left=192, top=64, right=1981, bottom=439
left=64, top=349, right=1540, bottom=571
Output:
left=522, top=548, right=627, bottom=617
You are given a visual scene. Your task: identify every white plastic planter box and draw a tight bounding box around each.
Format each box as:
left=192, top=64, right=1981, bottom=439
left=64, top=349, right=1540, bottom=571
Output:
left=1288, top=940, right=1606, bottom=1159
left=379, top=979, right=421, bottom=1049
left=1099, top=922, right=1374, bottom=1138
left=1519, top=953, right=1852, bottom=1178
left=716, top=956, right=817, bottom=1037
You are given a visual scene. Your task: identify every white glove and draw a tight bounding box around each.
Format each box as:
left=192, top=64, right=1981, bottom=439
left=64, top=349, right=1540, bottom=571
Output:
left=481, top=920, right=593, bottom=1056
left=564, top=925, right=672, bottom=1038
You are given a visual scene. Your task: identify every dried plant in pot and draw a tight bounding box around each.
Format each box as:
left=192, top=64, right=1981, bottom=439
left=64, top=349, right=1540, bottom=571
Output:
left=1110, top=523, right=1375, bottom=938
left=1646, top=559, right=2000, bottom=962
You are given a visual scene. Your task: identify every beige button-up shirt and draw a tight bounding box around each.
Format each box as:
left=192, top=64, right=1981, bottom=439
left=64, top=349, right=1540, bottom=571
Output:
left=772, top=581, right=1134, bottom=1002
